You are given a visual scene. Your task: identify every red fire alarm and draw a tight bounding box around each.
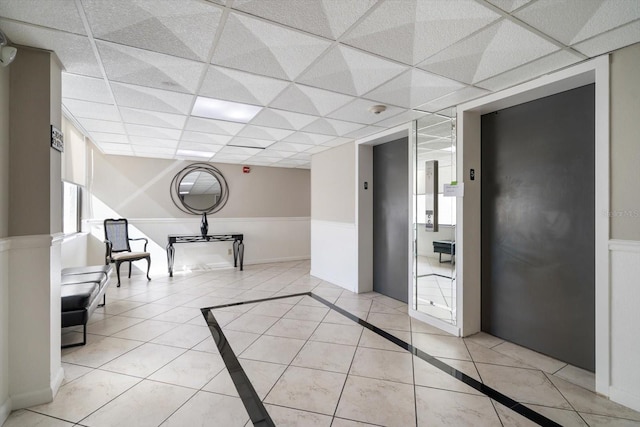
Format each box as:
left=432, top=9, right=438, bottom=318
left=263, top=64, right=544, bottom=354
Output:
left=243, top=166, right=251, bottom=174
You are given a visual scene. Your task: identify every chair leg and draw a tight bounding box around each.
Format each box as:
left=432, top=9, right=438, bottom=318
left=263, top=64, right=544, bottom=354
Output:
left=146, top=256, right=151, bottom=281
left=116, top=261, right=122, bottom=287
left=128, top=261, right=132, bottom=278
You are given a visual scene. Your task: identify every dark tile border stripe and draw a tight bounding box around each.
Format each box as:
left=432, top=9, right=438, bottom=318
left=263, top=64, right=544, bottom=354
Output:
left=202, top=292, right=561, bottom=427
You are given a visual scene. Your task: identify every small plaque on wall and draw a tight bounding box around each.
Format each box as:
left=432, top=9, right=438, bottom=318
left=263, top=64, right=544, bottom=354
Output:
left=50, top=125, right=64, bottom=152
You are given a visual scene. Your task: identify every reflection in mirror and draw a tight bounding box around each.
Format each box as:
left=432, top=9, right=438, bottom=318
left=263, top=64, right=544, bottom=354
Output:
left=179, top=171, right=222, bottom=211
left=170, top=163, right=229, bottom=215
left=413, top=108, right=457, bottom=326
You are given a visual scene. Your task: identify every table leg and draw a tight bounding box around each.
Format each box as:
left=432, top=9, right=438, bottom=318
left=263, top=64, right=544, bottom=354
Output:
left=233, top=239, right=239, bottom=268
left=238, top=242, right=244, bottom=271
left=167, top=243, right=175, bottom=277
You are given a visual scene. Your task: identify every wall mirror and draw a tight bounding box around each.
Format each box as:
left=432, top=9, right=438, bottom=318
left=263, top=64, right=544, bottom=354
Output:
left=170, top=163, right=229, bottom=235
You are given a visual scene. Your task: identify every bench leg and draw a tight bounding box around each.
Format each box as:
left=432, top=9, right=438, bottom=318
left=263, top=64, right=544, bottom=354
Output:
left=61, top=324, right=87, bottom=349
left=145, top=256, right=151, bottom=281
left=98, top=294, right=106, bottom=308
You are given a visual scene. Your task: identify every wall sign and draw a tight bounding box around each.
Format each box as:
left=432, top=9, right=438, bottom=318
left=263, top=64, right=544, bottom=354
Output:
left=50, top=125, right=64, bottom=152
left=444, top=182, right=464, bottom=197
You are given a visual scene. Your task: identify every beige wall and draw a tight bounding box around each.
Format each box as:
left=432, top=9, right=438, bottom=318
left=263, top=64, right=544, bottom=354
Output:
left=610, top=43, right=640, bottom=240
left=0, top=60, right=10, bottom=421
left=88, top=145, right=310, bottom=219
left=311, top=142, right=356, bottom=223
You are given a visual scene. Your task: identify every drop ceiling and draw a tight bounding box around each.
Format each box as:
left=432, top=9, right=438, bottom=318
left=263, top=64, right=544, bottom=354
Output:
left=1, top=0, right=638, bottom=169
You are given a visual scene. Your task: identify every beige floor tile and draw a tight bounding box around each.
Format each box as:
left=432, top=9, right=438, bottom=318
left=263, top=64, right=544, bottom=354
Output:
left=358, top=328, right=409, bottom=352
left=323, top=309, right=367, bottom=325
left=86, top=315, right=145, bottom=336
left=265, top=366, right=346, bottom=416
left=239, top=358, right=287, bottom=399
left=2, top=409, right=74, bottom=426
left=61, top=336, right=142, bottom=368
left=80, top=380, right=194, bottom=427
left=150, top=293, right=198, bottom=306
left=191, top=335, right=220, bottom=354
left=149, top=349, right=226, bottom=389
left=202, top=367, right=239, bottom=397
left=150, top=324, right=211, bottom=349
left=492, top=341, right=567, bottom=373
left=264, top=404, right=332, bottom=426
left=246, top=301, right=295, bottom=317
left=264, top=317, right=320, bottom=340
left=284, top=304, right=330, bottom=321
left=335, top=375, right=415, bottom=426
left=223, top=329, right=261, bottom=354
left=119, top=303, right=174, bottom=319
left=492, top=402, right=539, bottom=426
left=413, top=356, right=483, bottom=396
left=548, top=375, right=640, bottom=421
left=349, top=347, right=413, bottom=384
left=310, top=322, right=363, bottom=346
left=30, top=369, right=140, bottom=423
left=554, top=364, right=596, bottom=392
left=464, top=331, right=505, bottom=348
left=292, top=341, right=356, bottom=374
left=206, top=309, right=243, bottom=327
left=224, top=313, right=280, bottom=334
left=369, top=300, right=402, bottom=314
left=334, top=297, right=373, bottom=312
left=412, top=332, right=472, bottom=360
left=526, top=404, right=589, bottom=426
left=112, top=319, right=179, bottom=342
left=415, top=386, right=501, bottom=426
left=366, top=312, right=411, bottom=331
left=180, top=295, right=230, bottom=308
left=240, top=334, right=306, bottom=365
left=411, top=318, right=456, bottom=336
left=475, top=363, right=572, bottom=409
left=465, top=341, right=537, bottom=369
left=160, top=391, right=249, bottom=427
left=95, top=300, right=146, bottom=316
left=435, top=357, right=482, bottom=382
left=330, top=418, right=380, bottom=427
left=297, top=295, right=329, bottom=308
left=579, top=412, right=640, bottom=426
left=151, top=306, right=201, bottom=323
left=61, top=362, right=93, bottom=386
left=100, top=342, right=185, bottom=378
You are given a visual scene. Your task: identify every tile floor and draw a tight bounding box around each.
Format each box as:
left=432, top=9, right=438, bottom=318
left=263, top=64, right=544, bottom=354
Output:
left=4, top=260, right=640, bottom=426
left=415, top=255, right=456, bottom=324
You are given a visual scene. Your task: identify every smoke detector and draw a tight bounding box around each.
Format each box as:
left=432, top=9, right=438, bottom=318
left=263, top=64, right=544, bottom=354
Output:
left=368, top=105, right=387, bottom=115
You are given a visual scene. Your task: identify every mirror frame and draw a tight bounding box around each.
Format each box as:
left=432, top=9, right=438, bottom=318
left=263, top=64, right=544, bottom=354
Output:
left=170, top=163, right=229, bottom=215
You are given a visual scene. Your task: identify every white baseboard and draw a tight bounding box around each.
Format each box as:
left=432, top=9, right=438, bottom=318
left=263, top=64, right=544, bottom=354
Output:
left=0, top=396, right=11, bottom=426
left=610, top=387, right=640, bottom=413
left=51, top=366, right=64, bottom=397
left=9, top=384, right=54, bottom=411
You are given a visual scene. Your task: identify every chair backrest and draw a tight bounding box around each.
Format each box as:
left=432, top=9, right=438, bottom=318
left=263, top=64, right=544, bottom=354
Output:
left=104, top=218, right=131, bottom=253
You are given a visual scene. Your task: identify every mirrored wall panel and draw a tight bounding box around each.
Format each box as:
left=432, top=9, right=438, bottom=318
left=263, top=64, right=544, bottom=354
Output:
left=413, top=108, right=457, bottom=325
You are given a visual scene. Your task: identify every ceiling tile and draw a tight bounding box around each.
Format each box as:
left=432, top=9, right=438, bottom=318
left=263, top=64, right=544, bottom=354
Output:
left=111, top=82, right=194, bottom=115
left=228, top=137, right=274, bottom=148
left=416, top=114, right=451, bottom=130
left=245, top=158, right=279, bottom=166
left=232, top=0, right=376, bottom=39
left=301, top=118, right=365, bottom=136
left=476, top=50, right=583, bottom=91
left=63, top=98, right=120, bottom=121
left=250, top=108, right=317, bottom=130
left=0, top=0, right=87, bottom=35
left=485, top=0, right=533, bottom=13
left=270, top=84, right=355, bottom=116
left=365, top=69, right=465, bottom=109
left=289, top=152, right=312, bottom=161
left=304, top=145, right=332, bottom=154
left=185, top=117, right=245, bottom=135
left=181, top=131, right=233, bottom=145
left=88, top=132, right=129, bottom=144
left=322, top=136, right=355, bottom=147
left=77, top=118, right=126, bottom=134
left=95, top=141, right=131, bottom=152
left=97, top=40, right=205, bottom=93
left=199, top=65, right=289, bottom=106
left=219, top=145, right=263, bottom=156
left=415, top=86, right=489, bottom=112
left=125, top=123, right=181, bottom=139
left=62, top=73, right=112, bottom=104
left=514, top=0, right=640, bottom=45
left=418, top=19, right=558, bottom=84
left=211, top=12, right=331, bottom=80
left=212, top=153, right=254, bottom=163
left=132, top=145, right=175, bottom=156
left=373, top=110, right=430, bottom=128
left=342, top=0, right=500, bottom=65
left=297, top=45, right=407, bottom=96
left=119, top=107, right=187, bottom=129
left=344, top=125, right=384, bottom=140
left=573, top=20, right=640, bottom=57
left=253, top=149, right=294, bottom=159
left=268, top=141, right=314, bottom=152
left=327, top=99, right=404, bottom=125
left=177, top=141, right=224, bottom=152
left=275, top=159, right=310, bottom=167
left=236, top=125, right=294, bottom=141
left=0, top=20, right=101, bottom=77
left=129, top=136, right=177, bottom=148
left=282, top=132, right=335, bottom=145
left=81, top=0, right=222, bottom=61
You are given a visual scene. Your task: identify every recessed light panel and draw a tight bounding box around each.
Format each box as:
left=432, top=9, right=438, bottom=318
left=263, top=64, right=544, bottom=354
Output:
left=192, top=96, right=262, bottom=123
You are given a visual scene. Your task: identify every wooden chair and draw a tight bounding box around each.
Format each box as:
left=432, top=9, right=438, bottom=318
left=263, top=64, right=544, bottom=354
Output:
left=104, top=218, right=151, bottom=287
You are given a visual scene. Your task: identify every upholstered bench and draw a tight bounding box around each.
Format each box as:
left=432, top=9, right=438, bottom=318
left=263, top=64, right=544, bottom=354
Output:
left=61, top=266, right=112, bottom=348
left=433, top=240, right=455, bottom=263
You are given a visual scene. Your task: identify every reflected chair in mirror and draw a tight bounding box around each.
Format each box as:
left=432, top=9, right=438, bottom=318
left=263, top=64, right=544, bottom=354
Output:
left=104, top=218, right=151, bottom=287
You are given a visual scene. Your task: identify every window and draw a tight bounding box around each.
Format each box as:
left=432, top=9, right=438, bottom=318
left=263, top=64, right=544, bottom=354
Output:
left=62, top=181, right=81, bottom=234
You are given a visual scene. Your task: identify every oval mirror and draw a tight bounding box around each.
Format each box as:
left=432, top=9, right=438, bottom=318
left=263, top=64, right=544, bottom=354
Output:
left=170, top=163, right=229, bottom=215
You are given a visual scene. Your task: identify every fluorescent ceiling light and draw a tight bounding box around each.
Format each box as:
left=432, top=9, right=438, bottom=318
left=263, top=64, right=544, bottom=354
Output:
left=191, top=96, right=261, bottom=123
left=176, top=149, right=215, bottom=158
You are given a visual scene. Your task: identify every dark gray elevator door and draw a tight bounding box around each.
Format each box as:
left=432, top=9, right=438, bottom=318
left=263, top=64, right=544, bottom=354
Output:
left=373, top=138, right=408, bottom=303
left=481, top=84, right=595, bottom=371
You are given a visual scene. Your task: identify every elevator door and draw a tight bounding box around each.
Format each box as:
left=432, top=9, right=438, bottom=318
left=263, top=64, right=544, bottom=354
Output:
left=373, top=137, right=409, bottom=303
left=481, top=84, right=595, bottom=371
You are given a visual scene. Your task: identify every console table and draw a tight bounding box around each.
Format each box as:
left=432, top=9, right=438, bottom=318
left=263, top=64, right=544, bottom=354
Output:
left=167, top=233, right=244, bottom=277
